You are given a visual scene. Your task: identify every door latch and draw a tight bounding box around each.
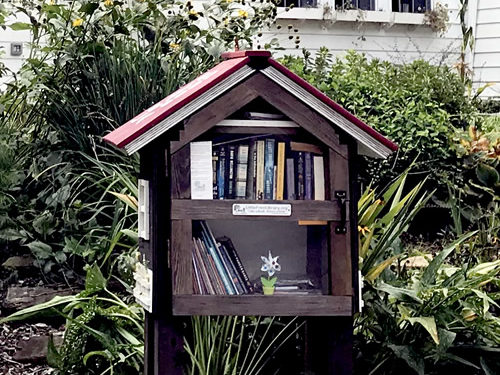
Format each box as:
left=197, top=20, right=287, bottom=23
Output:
left=335, top=191, right=347, bottom=234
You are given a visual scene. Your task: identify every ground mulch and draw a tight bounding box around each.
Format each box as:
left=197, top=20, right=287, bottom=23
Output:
left=0, top=323, right=57, bottom=375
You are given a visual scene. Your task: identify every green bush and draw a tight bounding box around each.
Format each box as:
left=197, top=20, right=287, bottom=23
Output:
left=281, top=48, right=477, bottom=188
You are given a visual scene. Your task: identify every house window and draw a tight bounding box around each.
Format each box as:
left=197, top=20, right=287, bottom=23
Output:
left=335, top=0, right=375, bottom=10
left=279, top=0, right=318, bottom=7
left=392, top=0, right=431, bottom=12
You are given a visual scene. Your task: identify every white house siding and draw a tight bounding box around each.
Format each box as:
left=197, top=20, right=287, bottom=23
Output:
left=0, top=13, right=31, bottom=86
left=0, top=0, right=499, bottom=98
left=472, top=0, right=500, bottom=98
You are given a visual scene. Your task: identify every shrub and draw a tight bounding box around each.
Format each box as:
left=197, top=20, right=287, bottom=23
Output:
left=281, top=48, right=477, bottom=189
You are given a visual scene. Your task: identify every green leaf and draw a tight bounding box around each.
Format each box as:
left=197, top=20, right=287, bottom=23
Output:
left=476, top=163, right=499, bottom=187
left=0, top=295, right=76, bottom=323
left=420, top=231, right=477, bottom=288
left=407, top=317, right=439, bottom=345
left=387, top=344, right=424, bottom=375
left=365, top=255, right=400, bottom=282
left=26, top=241, right=53, bottom=259
left=79, top=2, right=99, bottom=15
left=46, top=334, right=62, bottom=368
left=9, top=22, right=31, bottom=30
left=85, top=263, right=107, bottom=293
left=121, top=229, right=138, bottom=242
left=376, top=283, right=422, bottom=304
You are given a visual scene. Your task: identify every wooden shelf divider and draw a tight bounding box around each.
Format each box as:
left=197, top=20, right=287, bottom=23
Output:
left=171, top=199, right=342, bottom=221
left=172, top=295, right=352, bottom=316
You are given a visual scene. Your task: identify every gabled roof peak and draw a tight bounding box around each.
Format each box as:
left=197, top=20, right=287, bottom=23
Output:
left=221, top=50, right=271, bottom=60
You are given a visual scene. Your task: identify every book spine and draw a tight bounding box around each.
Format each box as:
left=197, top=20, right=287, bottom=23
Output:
left=227, top=145, right=236, bottom=199
left=273, top=166, right=277, bottom=200
left=200, top=221, right=236, bottom=295
left=276, top=142, right=285, bottom=200
left=192, top=246, right=203, bottom=294
left=246, top=141, right=256, bottom=200
left=190, top=141, right=213, bottom=200
left=313, top=156, right=325, bottom=200
left=264, top=139, right=275, bottom=200
left=296, top=151, right=305, bottom=200
left=197, top=238, right=224, bottom=294
left=218, top=146, right=226, bottom=199
left=218, top=242, right=245, bottom=294
left=219, top=236, right=254, bottom=293
left=256, top=140, right=265, bottom=200
left=236, top=144, right=249, bottom=199
left=193, top=238, right=215, bottom=294
left=286, top=158, right=295, bottom=200
left=304, top=152, right=313, bottom=200
left=212, top=149, right=219, bottom=199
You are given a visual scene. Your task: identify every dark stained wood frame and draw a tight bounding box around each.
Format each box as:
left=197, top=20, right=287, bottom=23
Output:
left=140, top=69, right=358, bottom=375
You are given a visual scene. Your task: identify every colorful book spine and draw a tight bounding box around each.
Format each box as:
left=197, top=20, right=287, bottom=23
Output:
left=193, top=238, right=216, bottom=294
left=235, top=144, right=249, bottom=199
left=212, top=149, right=219, bottom=199
left=217, top=146, right=226, bottom=199
left=264, top=138, right=275, bottom=200
left=313, top=156, right=325, bottom=200
left=286, top=158, right=295, bottom=200
left=197, top=238, right=225, bottom=294
left=305, top=152, right=313, bottom=200
left=227, top=145, right=236, bottom=199
left=218, top=241, right=245, bottom=294
left=276, top=142, right=285, bottom=200
left=218, top=236, right=254, bottom=293
left=296, top=151, right=305, bottom=200
left=200, top=222, right=236, bottom=295
left=246, top=141, right=257, bottom=200
left=256, top=140, right=265, bottom=200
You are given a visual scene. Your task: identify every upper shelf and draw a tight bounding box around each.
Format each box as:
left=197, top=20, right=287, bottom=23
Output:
left=171, top=199, right=343, bottom=221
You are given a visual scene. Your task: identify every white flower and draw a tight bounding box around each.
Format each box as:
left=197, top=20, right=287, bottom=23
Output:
left=261, top=251, right=281, bottom=277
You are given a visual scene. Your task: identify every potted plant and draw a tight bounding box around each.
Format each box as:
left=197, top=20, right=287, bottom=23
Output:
left=260, top=251, right=281, bottom=295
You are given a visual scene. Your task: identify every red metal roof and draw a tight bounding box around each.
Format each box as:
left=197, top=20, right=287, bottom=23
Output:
left=104, top=50, right=397, bottom=152
left=103, top=56, right=250, bottom=148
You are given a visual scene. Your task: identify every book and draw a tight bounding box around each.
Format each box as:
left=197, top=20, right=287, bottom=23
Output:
left=212, top=149, right=219, bottom=199
left=235, top=144, right=249, bottom=199
left=217, top=236, right=254, bottom=293
left=286, top=158, right=295, bottom=200
left=193, top=238, right=216, bottom=294
left=227, top=145, right=236, bottom=199
left=276, top=142, right=285, bottom=200
left=198, top=238, right=225, bottom=295
left=296, top=151, right=305, bottom=200
left=217, top=146, right=226, bottom=199
left=290, top=141, right=323, bottom=155
left=190, top=141, right=213, bottom=199
left=304, top=152, right=313, bottom=200
left=264, top=138, right=275, bottom=200
left=218, top=241, right=245, bottom=294
left=246, top=141, right=257, bottom=200
left=313, top=156, right=325, bottom=200
left=199, top=222, right=236, bottom=295
left=256, top=140, right=265, bottom=200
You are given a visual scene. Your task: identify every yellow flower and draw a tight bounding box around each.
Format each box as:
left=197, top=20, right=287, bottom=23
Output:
left=226, top=0, right=233, bottom=2
left=104, top=0, right=114, bottom=6
left=189, top=9, right=198, bottom=15
left=169, top=42, right=180, bottom=49
left=358, top=226, right=371, bottom=235
left=238, top=9, right=248, bottom=18
left=48, top=0, right=56, bottom=5
left=72, top=18, right=83, bottom=27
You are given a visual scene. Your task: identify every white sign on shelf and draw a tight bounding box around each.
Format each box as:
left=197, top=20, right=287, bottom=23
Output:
left=232, top=203, right=292, bottom=217
left=133, top=262, right=153, bottom=312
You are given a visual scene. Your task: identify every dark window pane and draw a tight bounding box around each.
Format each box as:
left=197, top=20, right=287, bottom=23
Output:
left=414, top=0, right=427, bottom=12
left=358, top=0, right=373, bottom=10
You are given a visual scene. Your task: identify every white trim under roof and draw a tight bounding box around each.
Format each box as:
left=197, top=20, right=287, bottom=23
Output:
left=260, top=66, right=393, bottom=159
left=125, top=65, right=256, bottom=155
left=217, top=119, right=299, bottom=128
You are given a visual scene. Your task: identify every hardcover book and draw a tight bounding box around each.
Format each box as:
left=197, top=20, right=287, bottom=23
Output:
left=276, top=142, right=285, bottom=200
left=264, top=138, right=275, bottom=200
left=256, top=140, right=265, bottom=200
left=304, top=152, right=313, bottom=200
left=313, top=156, right=325, bottom=200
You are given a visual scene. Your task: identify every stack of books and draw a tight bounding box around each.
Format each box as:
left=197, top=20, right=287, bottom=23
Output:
left=192, top=221, right=254, bottom=295
left=191, top=139, right=326, bottom=200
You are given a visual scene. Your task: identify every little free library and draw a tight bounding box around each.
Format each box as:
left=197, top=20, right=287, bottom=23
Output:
left=104, top=50, right=397, bottom=375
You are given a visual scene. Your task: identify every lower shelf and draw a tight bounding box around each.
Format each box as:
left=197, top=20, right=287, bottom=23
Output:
left=172, top=295, right=352, bottom=316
